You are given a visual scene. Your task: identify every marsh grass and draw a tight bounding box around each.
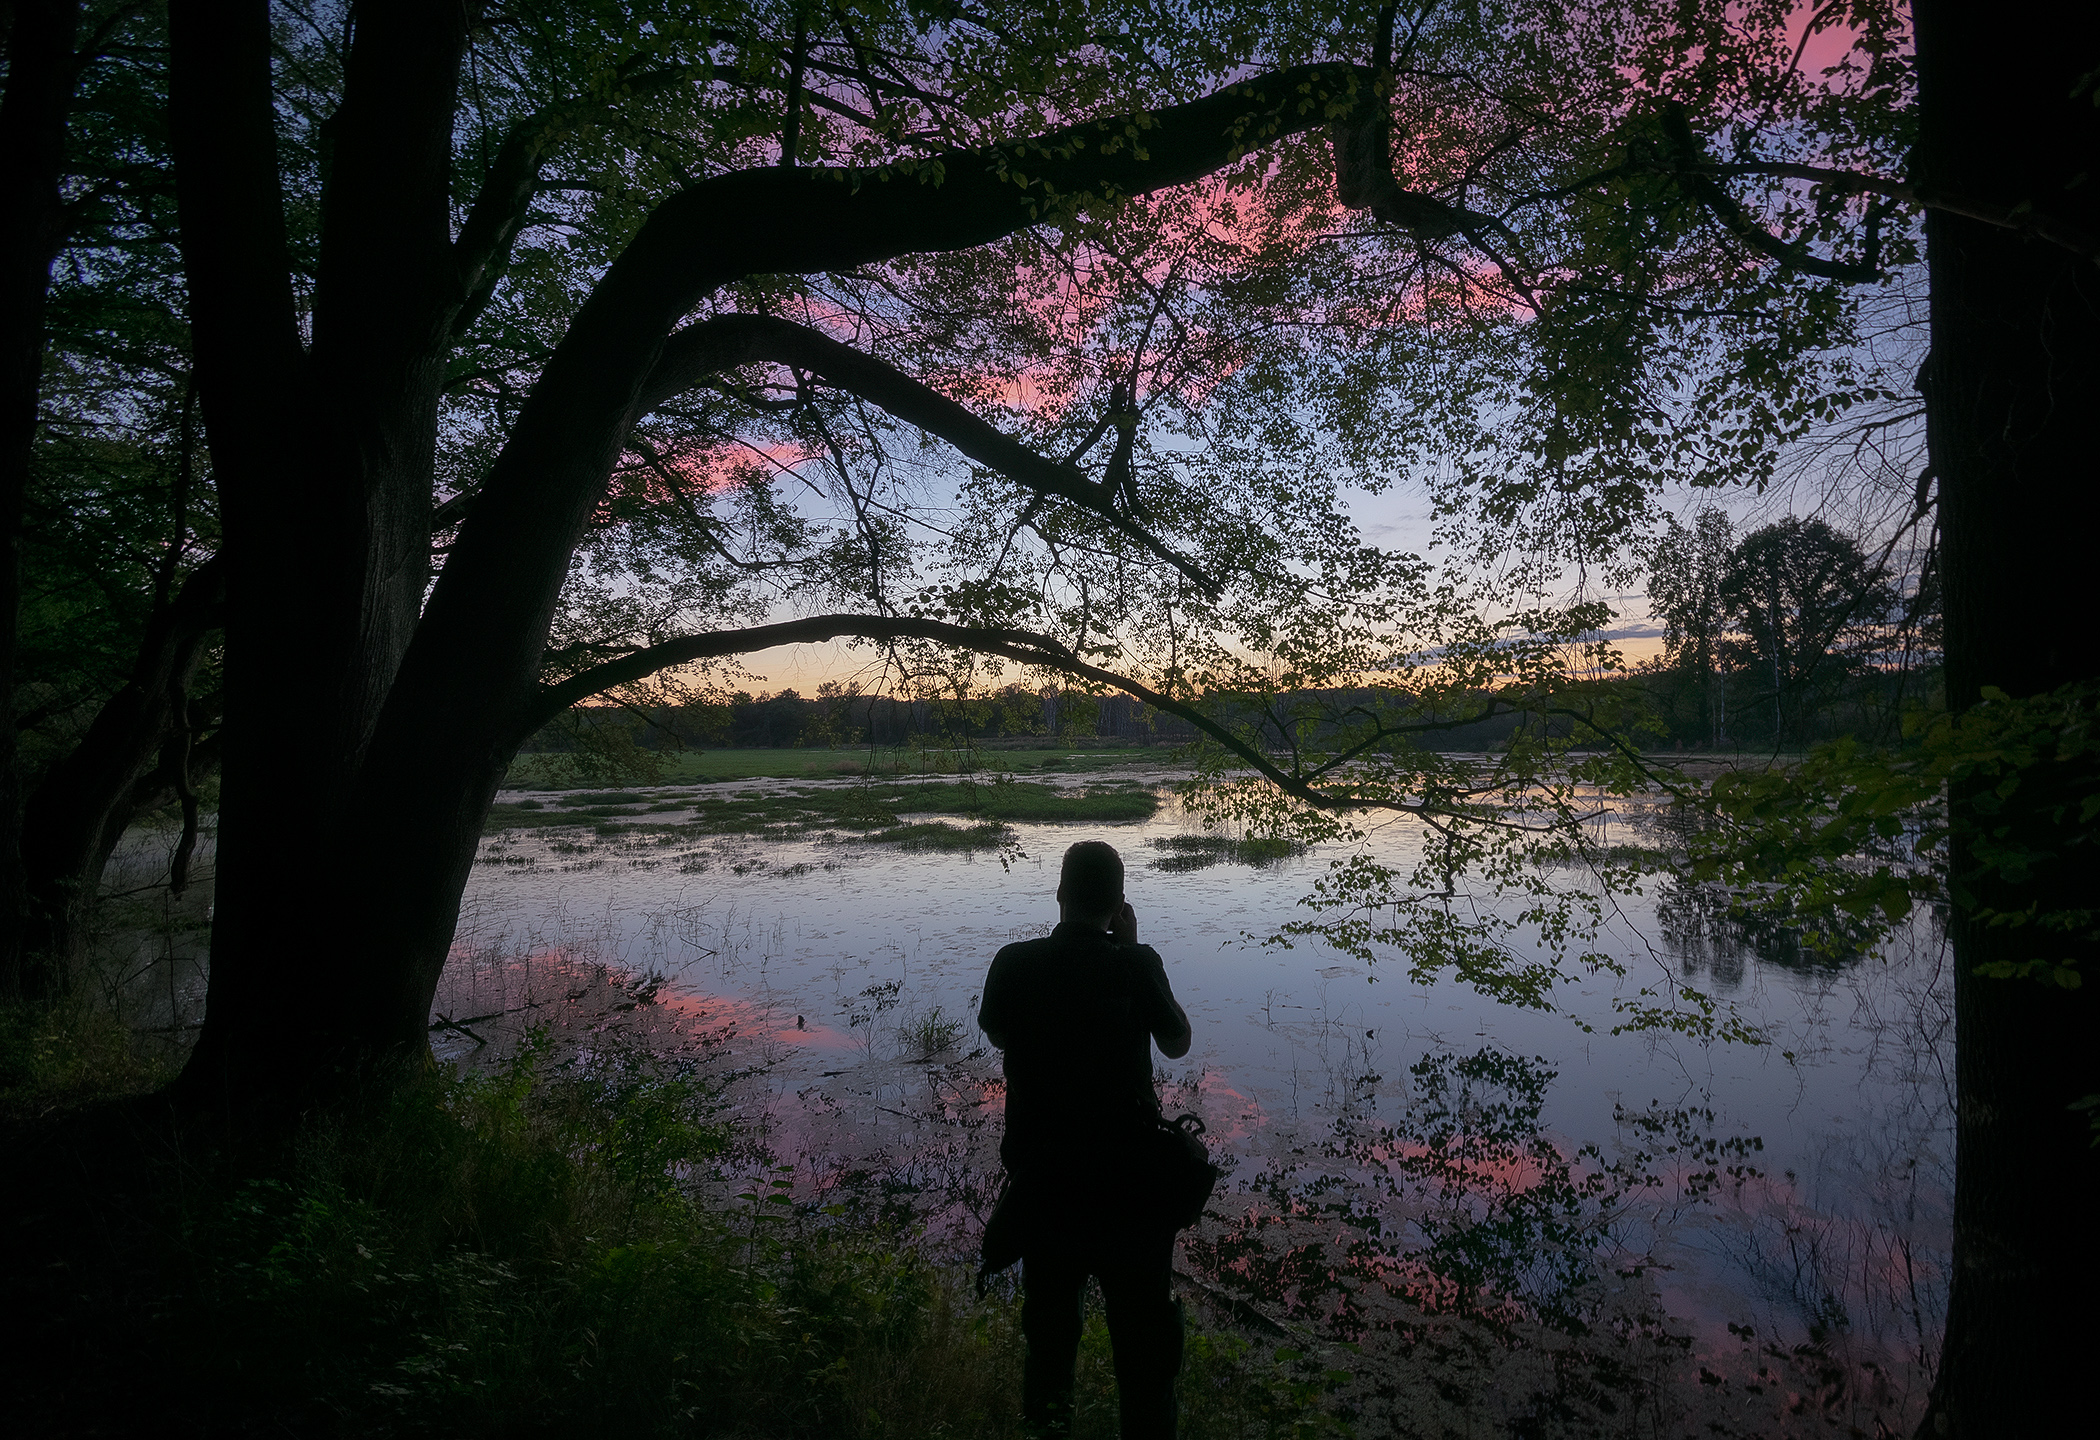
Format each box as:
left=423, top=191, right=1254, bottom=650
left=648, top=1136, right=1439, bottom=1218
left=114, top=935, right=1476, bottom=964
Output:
left=1148, top=833, right=1307, bottom=873
left=506, top=744, right=1179, bottom=788
left=898, top=1006, right=967, bottom=1061
left=484, top=779, right=1160, bottom=839
left=862, top=819, right=1013, bottom=851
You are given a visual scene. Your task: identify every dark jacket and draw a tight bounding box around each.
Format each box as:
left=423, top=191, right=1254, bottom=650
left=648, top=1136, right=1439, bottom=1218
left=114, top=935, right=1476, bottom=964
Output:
left=978, top=920, right=1186, bottom=1180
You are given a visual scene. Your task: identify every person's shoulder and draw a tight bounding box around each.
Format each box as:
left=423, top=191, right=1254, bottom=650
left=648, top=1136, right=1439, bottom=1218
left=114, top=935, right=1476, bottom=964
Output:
left=1117, top=941, right=1167, bottom=968
left=991, top=934, right=1063, bottom=966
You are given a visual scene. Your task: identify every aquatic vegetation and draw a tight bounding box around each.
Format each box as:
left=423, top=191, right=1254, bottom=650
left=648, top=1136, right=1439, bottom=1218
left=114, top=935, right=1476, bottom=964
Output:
left=483, top=779, right=1159, bottom=840
left=858, top=820, right=1013, bottom=851
left=899, top=1006, right=967, bottom=1062
left=1149, top=833, right=1308, bottom=871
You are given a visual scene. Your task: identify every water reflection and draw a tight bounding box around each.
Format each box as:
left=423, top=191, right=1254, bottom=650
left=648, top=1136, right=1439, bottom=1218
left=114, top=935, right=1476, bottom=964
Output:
left=1655, top=877, right=1899, bottom=981
left=442, top=773, right=1950, bottom=1432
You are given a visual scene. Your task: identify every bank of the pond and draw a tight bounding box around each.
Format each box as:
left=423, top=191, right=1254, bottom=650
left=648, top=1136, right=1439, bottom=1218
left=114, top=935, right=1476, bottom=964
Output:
left=443, top=772, right=1950, bottom=1440
left=0, top=1029, right=1350, bottom=1440
left=6, top=767, right=1946, bottom=1438
left=2, top=957, right=1921, bottom=1440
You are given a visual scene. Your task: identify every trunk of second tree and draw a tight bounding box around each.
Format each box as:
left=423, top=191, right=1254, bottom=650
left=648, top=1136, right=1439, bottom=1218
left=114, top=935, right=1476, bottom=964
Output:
left=0, top=0, right=84, bottom=999
left=1913, top=1, right=2100, bottom=1433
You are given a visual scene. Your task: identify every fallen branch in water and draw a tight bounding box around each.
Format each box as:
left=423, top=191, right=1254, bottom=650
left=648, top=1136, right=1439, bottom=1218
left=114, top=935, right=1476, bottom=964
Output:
left=428, top=1012, right=498, bottom=1047
left=1173, top=1265, right=1293, bottom=1339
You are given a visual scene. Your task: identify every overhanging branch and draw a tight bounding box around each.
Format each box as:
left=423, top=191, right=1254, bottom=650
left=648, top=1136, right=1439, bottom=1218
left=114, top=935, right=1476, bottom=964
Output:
left=1660, top=105, right=1883, bottom=283
left=1686, top=159, right=2100, bottom=270
left=516, top=614, right=1084, bottom=740
left=516, top=613, right=1522, bottom=826
left=639, top=313, right=1219, bottom=593
left=398, top=60, right=1390, bottom=780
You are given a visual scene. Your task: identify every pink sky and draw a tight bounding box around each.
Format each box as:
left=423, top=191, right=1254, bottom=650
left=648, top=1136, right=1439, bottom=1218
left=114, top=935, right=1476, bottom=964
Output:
left=677, top=1, right=1868, bottom=697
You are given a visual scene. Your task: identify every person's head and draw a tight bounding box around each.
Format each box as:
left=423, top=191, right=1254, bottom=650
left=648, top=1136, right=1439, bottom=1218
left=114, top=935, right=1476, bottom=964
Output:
left=1056, top=840, right=1124, bottom=927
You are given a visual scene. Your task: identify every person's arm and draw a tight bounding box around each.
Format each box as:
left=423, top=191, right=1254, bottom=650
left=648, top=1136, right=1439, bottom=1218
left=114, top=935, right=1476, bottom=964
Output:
left=978, top=952, right=1012, bottom=1050
left=1123, top=916, right=1192, bottom=1059
left=1152, top=978, right=1193, bottom=1060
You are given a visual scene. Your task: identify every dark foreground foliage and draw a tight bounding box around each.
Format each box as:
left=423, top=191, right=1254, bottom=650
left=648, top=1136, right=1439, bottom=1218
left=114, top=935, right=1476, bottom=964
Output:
left=2, top=1018, right=1343, bottom=1440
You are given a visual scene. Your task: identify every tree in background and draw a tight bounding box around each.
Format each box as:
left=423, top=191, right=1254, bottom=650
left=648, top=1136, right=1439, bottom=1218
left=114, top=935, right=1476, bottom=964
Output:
left=1646, top=507, right=1734, bottom=748
left=1719, top=515, right=1895, bottom=748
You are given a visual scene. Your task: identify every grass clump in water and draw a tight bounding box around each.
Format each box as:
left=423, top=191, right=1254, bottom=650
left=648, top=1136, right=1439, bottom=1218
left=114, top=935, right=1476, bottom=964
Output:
left=485, top=779, right=1160, bottom=838
left=898, top=1006, right=967, bottom=1061
left=898, top=780, right=1159, bottom=823
left=483, top=801, right=596, bottom=830
left=860, top=820, right=1012, bottom=851
left=1148, top=834, right=1306, bottom=872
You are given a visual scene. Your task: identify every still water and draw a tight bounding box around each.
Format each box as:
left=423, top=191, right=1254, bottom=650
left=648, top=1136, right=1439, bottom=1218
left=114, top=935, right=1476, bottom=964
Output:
left=440, top=766, right=1950, bottom=1409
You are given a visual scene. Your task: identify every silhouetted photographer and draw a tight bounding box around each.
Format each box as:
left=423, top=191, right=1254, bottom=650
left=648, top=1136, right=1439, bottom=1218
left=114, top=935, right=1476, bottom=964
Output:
left=977, top=840, right=1199, bottom=1439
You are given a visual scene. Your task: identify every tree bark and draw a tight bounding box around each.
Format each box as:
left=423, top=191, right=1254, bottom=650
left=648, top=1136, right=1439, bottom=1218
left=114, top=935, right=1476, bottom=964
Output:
left=1913, top=1, right=2100, bottom=1432
left=0, top=0, right=82, bottom=1000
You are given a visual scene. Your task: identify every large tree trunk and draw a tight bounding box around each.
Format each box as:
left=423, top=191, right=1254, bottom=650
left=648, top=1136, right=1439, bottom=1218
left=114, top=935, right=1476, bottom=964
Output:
left=19, top=560, right=224, bottom=985
left=167, top=0, right=466, bottom=1108
left=1913, top=1, right=2100, bottom=1432
left=0, top=0, right=82, bottom=1001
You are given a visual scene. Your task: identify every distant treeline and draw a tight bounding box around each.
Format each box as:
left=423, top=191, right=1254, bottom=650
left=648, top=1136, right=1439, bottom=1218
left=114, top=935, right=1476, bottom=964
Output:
left=1633, top=656, right=1941, bottom=751
left=525, top=684, right=1543, bottom=757
left=528, top=662, right=1938, bottom=760
left=527, top=686, right=1202, bottom=753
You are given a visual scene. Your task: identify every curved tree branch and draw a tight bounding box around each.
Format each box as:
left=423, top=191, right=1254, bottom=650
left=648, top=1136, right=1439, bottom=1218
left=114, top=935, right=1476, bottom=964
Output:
left=1329, top=115, right=1513, bottom=243
left=1327, top=7, right=1515, bottom=251
left=1659, top=104, right=1883, bottom=283
left=516, top=611, right=1512, bottom=826
left=380, top=60, right=1387, bottom=815
left=639, top=312, right=1219, bottom=593
left=515, top=613, right=1083, bottom=742
left=1684, top=159, right=2100, bottom=269
left=1325, top=19, right=1540, bottom=304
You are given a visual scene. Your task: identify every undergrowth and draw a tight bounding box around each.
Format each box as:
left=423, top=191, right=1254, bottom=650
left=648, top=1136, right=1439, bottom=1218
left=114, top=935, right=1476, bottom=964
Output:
left=7, top=1030, right=1348, bottom=1439
left=0, top=998, right=173, bottom=1124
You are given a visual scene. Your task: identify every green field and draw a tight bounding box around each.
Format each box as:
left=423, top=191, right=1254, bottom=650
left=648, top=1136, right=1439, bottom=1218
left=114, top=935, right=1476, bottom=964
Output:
left=501, top=743, right=1186, bottom=789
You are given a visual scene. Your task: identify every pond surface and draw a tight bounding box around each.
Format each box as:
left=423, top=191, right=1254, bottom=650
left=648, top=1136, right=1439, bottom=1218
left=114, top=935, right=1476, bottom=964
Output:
left=440, top=765, right=1951, bottom=1423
